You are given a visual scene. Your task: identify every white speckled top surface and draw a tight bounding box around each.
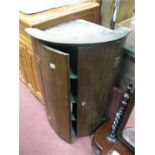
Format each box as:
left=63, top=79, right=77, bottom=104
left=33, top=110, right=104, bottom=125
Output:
left=26, top=19, right=131, bottom=45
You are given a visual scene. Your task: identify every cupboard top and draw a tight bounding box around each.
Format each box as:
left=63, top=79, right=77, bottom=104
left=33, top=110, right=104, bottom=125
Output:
left=26, top=19, right=131, bottom=46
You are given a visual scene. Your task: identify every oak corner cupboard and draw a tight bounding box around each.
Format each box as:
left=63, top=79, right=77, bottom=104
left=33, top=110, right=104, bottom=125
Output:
left=26, top=19, right=130, bottom=143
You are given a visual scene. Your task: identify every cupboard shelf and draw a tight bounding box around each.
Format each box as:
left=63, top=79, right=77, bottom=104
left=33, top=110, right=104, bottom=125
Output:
left=71, top=94, right=77, bottom=104
left=71, top=113, right=76, bottom=121
left=71, top=124, right=76, bottom=137
left=70, top=70, right=77, bottom=79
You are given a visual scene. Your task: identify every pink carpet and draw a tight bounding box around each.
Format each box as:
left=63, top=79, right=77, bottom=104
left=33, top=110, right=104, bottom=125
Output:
left=19, top=80, right=96, bottom=155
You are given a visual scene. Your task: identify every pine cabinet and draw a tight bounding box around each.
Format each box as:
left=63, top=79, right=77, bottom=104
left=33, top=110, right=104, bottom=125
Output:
left=19, top=37, right=42, bottom=100
left=26, top=19, right=130, bottom=143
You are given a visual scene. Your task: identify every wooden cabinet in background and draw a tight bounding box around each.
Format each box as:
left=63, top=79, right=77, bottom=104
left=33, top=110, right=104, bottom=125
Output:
left=19, top=40, right=28, bottom=83
left=19, top=2, right=100, bottom=103
left=100, top=0, right=135, bottom=28
left=19, top=38, right=42, bottom=100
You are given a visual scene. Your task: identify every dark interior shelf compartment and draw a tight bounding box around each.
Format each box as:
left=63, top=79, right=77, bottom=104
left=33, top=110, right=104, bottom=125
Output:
left=70, top=80, right=77, bottom=97
left=71, top=113, right=76, bottom=121
left=71, top=124, right=76, bottom=137
left=70, top=69, right=77, bottom=79
left=70, top=94, right=77, bottom=118
left=71, top=94, right=76, bottom=104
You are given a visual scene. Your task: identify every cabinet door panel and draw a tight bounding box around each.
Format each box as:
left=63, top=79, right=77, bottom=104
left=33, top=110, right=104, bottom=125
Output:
left=19, top=44, right=25, bottom=81
left=20, top=39, right=43, bottom=102
left=77, top=41, right=124, bottom=136
left=35, top=42, right=71, bottom=143
left=19, top=41, right=31, bottom=84
left=25, top=50, right=40, bottom=92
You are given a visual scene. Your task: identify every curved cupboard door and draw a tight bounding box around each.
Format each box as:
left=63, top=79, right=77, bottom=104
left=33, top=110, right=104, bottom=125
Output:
left=77, top=39, right=125, bottom=137
left=33, top=40, right=71, bottom=143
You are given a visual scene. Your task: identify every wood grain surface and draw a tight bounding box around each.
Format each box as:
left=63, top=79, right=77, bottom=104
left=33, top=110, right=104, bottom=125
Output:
left=77, top=39, right=125, bottom=136
left=35, top=42, right=72, bottom=143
